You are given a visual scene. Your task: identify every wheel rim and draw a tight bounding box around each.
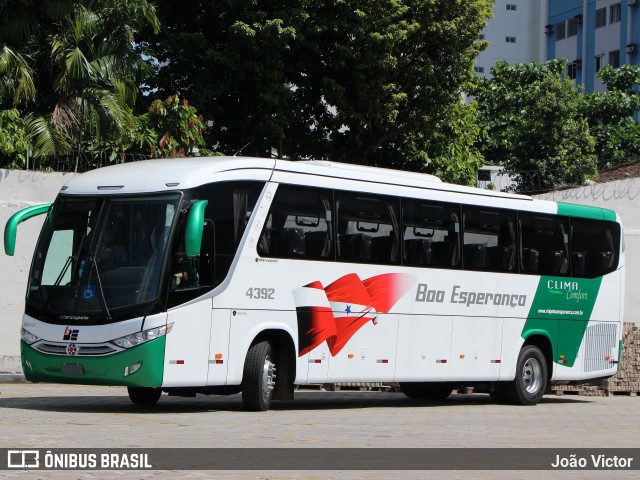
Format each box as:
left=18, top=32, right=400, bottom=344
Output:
left=522, top=357, right=542, bottom=395
left=261, top=355, right=276, bottom=401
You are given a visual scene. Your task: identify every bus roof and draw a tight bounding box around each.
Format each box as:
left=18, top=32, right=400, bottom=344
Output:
left=61, top=156, right=531, bottom=198
left=58, top=156, right=620, bottom=221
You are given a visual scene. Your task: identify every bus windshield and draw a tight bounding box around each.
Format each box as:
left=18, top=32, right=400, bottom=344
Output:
left=27, top=194, right=181, bottom=321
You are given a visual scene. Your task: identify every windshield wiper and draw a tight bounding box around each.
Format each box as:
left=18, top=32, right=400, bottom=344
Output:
left=90, top=256, right=112, bottom=321
left=42, top=255, right=73, bottom=311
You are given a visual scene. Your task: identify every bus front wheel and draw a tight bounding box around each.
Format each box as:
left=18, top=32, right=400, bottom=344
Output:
left=242, top=340, right=277, bottom=411
left=505, top=345, right=547, bottom=405
left=127, top=386, right=162, bottom=406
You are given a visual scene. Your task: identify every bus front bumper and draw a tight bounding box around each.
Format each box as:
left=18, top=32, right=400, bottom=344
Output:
left=20, top=337, right=165, bottom=387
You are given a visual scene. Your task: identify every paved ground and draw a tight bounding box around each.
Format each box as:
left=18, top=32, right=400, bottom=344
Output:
left=0, top=384, right=639, bottom=479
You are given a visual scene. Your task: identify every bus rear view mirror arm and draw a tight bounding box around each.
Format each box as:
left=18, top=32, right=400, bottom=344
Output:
left=185, top=200, right=208, bottom=257
left=4, top=203, right=52, bottom=256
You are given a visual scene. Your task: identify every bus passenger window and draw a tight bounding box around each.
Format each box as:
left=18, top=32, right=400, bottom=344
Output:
left=570, top=218, right=620, bottom=277
left=258, top=185, right=333, bottom=261
left=336, top=192, right=400, bottom=265
left=462, top=207, right=516, bottom=272
left=519, top=213, right=569, bottom=275
left=402, top=199, right=460, bottom=268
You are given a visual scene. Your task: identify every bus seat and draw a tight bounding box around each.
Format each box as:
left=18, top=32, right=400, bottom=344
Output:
left=371, top=236, right=393, bottom=263
left=432, top=241, right=454, bottom=267
left=277, top=228, right=306, bottom=257
left=404, top=238, right=433, bottom=266
left=523, top=248, right=539, bottom=272
left=339, top=233, right=371, bottom=261
left=599, top=250, right=614, bottom=270
left=464, top=244, right=487, bottom=269
left=305, top=231, right=329, bottom=258
left=549, top=250, right=568, bottom=274
left=487, top=245, right=513, bottom=272
left=572, top=251, right=587, bottom=276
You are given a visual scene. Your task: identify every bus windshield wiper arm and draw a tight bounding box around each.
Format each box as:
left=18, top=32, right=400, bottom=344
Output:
left=42, top=255, right=73, bottom=310
left=90, top=256, right=112, bottom=321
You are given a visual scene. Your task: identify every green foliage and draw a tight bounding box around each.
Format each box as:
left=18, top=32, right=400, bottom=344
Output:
left=580, top=65, right=640, bottom=164
left=0, top=0, right=160, bottom=163
left=0, top=108, right=29, bottom=167
left=129, top=95, right=206, bottom=158
left=472, top=60, right=597, bottom=192
left=389, top=101, right=485, bottom=186
left=142, top=0, right=493, bottom=169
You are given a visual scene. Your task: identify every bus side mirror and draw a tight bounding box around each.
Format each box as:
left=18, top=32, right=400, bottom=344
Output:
left=185, top=200, right=209, bottom=257
left=4, top=203, right=52, bottom=256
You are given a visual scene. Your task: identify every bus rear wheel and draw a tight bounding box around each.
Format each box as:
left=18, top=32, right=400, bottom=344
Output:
left=242, top=340, right=277, bottom=411
left=399, top=382, right=453, bottom=401
left=127, top=387, right=162, bottom=406
left=505, top=345, right=547, bottom=405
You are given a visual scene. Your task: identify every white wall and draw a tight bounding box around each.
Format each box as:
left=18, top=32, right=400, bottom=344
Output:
left=0, top=169, right=76, bottom=373
left=535, top=177, right=640, bottom=326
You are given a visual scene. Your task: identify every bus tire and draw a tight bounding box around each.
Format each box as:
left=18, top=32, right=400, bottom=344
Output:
left=505, top=345, right=547, bottom=405
left=399, top=382, right=453, bottom=401
left=242, top=340, right=276, bottom=411
left=127, top=387, right=162, bottom=406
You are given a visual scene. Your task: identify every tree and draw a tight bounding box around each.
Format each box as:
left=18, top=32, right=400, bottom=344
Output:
left=580, top=65, right=640, bottom=164
left=127, top=94, right=207, bottom=158
left=472, top=60, right=597, bottom=193
left=0, top=0, right=160, bottom=161
left=141, top=0, right=493, bottom=166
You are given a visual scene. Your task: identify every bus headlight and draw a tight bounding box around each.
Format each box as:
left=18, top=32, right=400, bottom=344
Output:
left=112, top=324, right=173, bottom=349
left=21, top=328, right=39, bottom=345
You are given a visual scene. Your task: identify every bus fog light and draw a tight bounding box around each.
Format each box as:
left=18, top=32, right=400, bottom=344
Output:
left=124, top=362, right=142, bottom=377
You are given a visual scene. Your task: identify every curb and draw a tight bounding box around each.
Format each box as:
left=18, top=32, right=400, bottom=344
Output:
left=0, top=374, right=26, bottom=383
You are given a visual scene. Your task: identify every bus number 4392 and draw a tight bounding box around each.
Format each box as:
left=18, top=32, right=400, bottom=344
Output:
left=246, top=287, right=275, bottom=300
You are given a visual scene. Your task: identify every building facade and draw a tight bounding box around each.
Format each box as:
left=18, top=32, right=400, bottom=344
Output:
left=475, top=0, right=548, bottom=77
left=547, top=0, right=640, bottom=92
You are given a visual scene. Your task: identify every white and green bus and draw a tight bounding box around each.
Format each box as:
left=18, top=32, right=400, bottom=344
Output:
left=4, top=157, right=624, bottom=410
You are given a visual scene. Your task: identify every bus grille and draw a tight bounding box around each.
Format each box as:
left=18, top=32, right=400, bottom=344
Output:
left=583, top=323, right=617, bottom=373
left=34, top=342, right=118, bottom=356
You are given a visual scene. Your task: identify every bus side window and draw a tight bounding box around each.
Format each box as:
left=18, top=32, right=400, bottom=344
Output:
left=519, top=213, right=569, bottom=276
left=258, top=185, right=333, bottom=261
left=402, top=199, right=461, bottom=269
left=570, top=218, right=620, bottom=277
left=462, top=207, right=516, bottom=273
left=336, top=192, right=400, bottom=265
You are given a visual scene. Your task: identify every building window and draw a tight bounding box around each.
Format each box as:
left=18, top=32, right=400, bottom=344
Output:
left=506, top=4, right=517, bottom=11
left=555, top=21, right=566, bottom=40
left=609, top=50, right=620, bottom=68
left=506, top=36, right=516, bottom=43
left=567, top=62, right=578, bottom=80
left=595, top=54, right=604, bottom=72
left=478, top=34, right=485, bottom=40
left=475, top=66, right=485, bottom=74
left=610, top=3, right=621, bottom=23
left=568, top=18, right=579, bottom=37
left=596, top=8, right=607, bottom=28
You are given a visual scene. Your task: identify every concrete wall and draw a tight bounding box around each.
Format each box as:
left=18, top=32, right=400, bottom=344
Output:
left=0, top=169, right=77, bottom=373
left=535, top=177, right=640, bottom=326
left=0, top=170, right=637, bottom=374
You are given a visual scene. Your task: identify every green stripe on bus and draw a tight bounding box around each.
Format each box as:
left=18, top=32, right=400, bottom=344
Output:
left=21, top=336, right=165, bottom=387
left=522, top=276, right=602, bottom=368
left=556, top=202, right=616, bottom=221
